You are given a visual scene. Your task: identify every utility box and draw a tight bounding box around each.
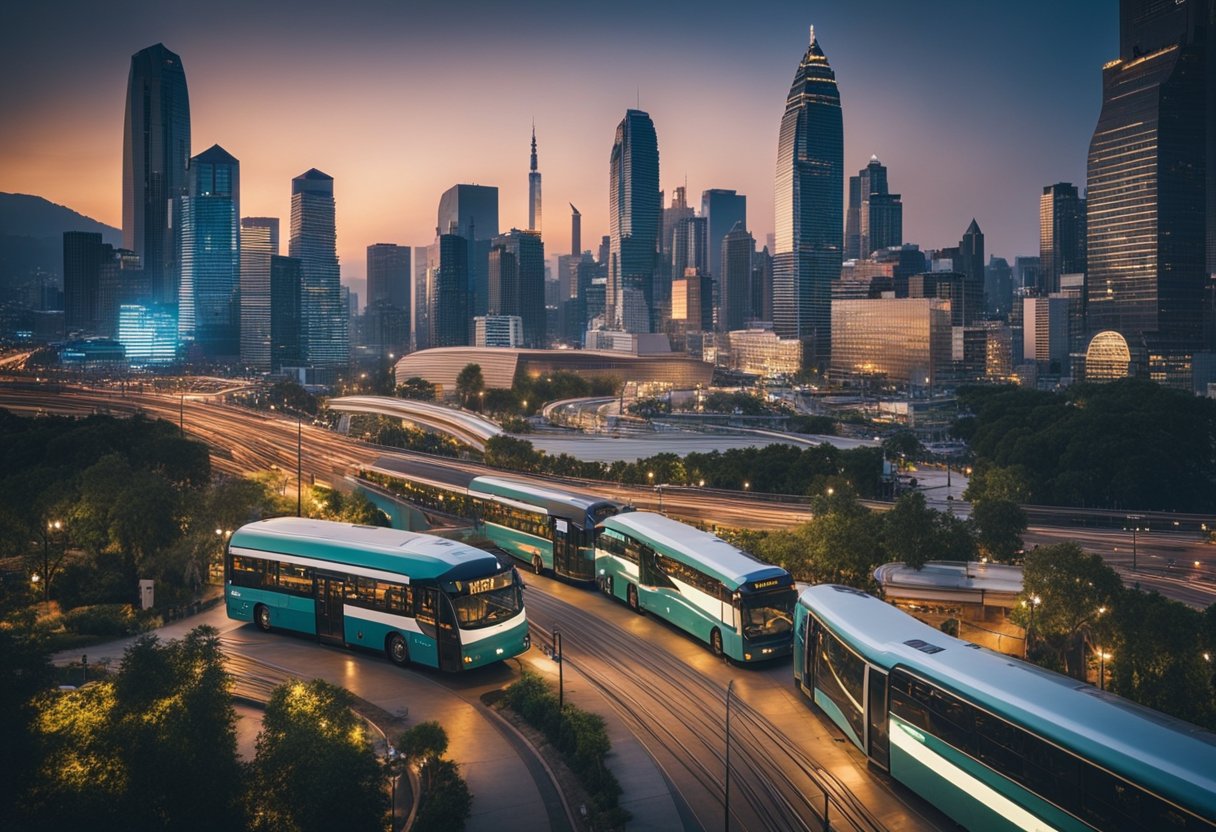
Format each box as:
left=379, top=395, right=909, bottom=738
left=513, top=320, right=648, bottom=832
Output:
left=139, top=579, right=154, bottom=610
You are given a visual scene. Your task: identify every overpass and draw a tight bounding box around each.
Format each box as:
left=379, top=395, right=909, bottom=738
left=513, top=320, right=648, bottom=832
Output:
left=327, top=395, right=502, bottom=451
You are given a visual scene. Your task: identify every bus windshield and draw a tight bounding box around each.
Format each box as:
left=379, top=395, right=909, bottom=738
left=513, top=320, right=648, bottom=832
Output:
left=742, top=590, right=795, bottom=640
left=447, top=572, right=523, bottom=629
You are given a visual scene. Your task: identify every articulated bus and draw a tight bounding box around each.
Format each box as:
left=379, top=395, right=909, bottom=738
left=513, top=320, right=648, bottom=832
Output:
left=794, top=584, right=1216, bottom=832
left=360, top=457, right=629, bottom=582
left=225, top=517, right=529, bottom=671
left=596, top=511, right=796, bottom=661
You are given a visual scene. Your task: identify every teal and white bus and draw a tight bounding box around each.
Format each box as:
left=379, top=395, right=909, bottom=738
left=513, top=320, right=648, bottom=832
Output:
left=361, top=457, right=629, bottom=582
left=794, top=584, right=1216, bottom=831
left=596, top=511, right=796, bottom=661
left=225, top=517, right=529, bottom=671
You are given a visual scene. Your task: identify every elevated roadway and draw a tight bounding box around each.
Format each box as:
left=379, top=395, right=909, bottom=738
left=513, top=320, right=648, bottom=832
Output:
left=328, top=395, right=501, bottom=451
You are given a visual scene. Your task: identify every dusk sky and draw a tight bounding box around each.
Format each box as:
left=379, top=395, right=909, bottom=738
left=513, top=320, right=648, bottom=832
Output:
left=2, top=0, right=1117, bottom=290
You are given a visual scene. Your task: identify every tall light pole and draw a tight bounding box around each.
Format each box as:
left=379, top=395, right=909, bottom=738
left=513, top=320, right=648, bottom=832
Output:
left=724, top=678, right=735, bottom=832
left=296, top=413, right=303, bottom=518
left=1126, top=514, right=1145, bottom=571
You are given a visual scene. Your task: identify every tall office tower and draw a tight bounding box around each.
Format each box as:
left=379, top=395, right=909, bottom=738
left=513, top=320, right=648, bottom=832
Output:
left=701, top=188, right=747, bottom=286
left=608, top=109, right=661, bottom=332
left=662, top=187, right=694, bottom=261
left=412, top=246, right=429, bottom=351
left=1013, top=256, right=1042, bottom=293
left=97, top=249, right=144, bottom=338
left=64, top=232, right=109, bottom=334
left=431, top=233, right=470, bottom=347
left=1039, top=183, right=1087, bottom=295
left=721, top=222, right=756, bottom=331
left=437, top=184, right=499, bottom=317
left=367, top=244, right=411, bottom=309
left=672, top=216, right=709, bottom=279
left=1087, top=0, right=1213, bottom=353
left=488, top=245, right=518, bottom=316
left=985, top=255, right=1014, bottom=318
left=773, top=26, right=843, bottom=367
left=492, top=229, right=545, bottom=347
left=753, top=246, right=774, bottom=322
left=846, top=156, right=903, bottom=260
left=845, top=175, right=862, bottom=260
left=289, top=169, right=347, bottom=369
left=270, top=255, right=302, bottom=371
left=178, top=145, right=240, bottom=358
left=240, top=217, right=279, bottom=370
left=570, top=204, right=581, bottom=257
left=122, top=44, right=191, bottom=308
left=958, top=220, right=986, bottom=306
left=528, top=126, right=542, bottom=233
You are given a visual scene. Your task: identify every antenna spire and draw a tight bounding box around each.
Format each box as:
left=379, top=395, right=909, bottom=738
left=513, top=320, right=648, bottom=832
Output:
left=809, top=25, right=815, bottom=46
left=530, top=121, right=537, bottom=172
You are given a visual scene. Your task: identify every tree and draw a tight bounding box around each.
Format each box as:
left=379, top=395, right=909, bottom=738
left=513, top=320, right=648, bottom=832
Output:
left=882, top=492, right=937, bottom=569
left=0, top=626, right=53, bottom=827
left=413, top=759, right=472, bottom=832
left=484, top=435, right=543, bottom=472
left=882, top=430, right=922, bottom=462
left=251, top=679, right=388, bottom=832
left=397, top=376, right=438, bottom=401
left=805, top=490, right=886, bottom=588
left=455, top=363, right=485, bottom=409
left=971, top=498, right=1028, bottom=562
left=1016, top=543, right=1122, bottom=679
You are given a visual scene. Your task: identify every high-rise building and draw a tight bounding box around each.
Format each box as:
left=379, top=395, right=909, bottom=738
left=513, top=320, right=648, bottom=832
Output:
left=240, top=217, right=279, bottom=371
left=270, top=255, right=302, bottom=371
left=474, top=315, right=524, bottom=347
left=1086, top=0, right=1214, bottom=354
left=774, top=26, right=843, bottom=367
left=64, top=232, right=108, bottom=334
left=701, top=188, right=747, bottom=287
left=1023, top=295, right=1072, bottom=371
left=1013, top=256, right=1041, bottom=293
left=492, top=229, right=545, bottom=347
left=122, top=44, right=190, bottom=309
left=847, top=156, right=902, bottom=260
left=721, top=221, right=756, bottom=332
left=830, top=297, right=953, bottom=386
left=909, top=271, right=984, bottom=327
left=179, top=145, right=240, bottom=358
left=672, top=216, right=708, bottom=280
left=985, top=255, right=1014, bottom=318
left=431, top=233, right=469, bottom=347
left=488, top=246, right=517, bottom=317
left=608, top=109, right=660, bottom=332
left=1039, top=183, right=1086, bottom=295
left=118, top=303, right=178, bottom=365
left=437, top=184, right=499, bottom=317
left=570, top=204, right=581, bottom=257
left=97, top=249, right=144, bottom=338
left=367, top=244, right=411, bottom=310
left=958, top=219, right=986, bottom=303
left=412, top=246, right=429, bottom=352
left=528, top=126, right=542, bottom=234
left=289, top=169, right=347, bottom=369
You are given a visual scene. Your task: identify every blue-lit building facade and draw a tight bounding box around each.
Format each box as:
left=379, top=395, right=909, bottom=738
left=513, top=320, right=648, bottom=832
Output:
left=608, top=109, right=660, bottom=333
left=289, top=169, right=347, bottom=370
left=118, top=304, right=178, bottom=365
left=178, top=144, right=240, bottom=358
left=773, top=27, right=843, bottom=369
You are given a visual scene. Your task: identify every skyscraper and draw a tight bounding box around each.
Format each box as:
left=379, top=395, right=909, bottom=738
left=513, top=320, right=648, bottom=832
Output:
left=240, top=217, right=279, bottom=371
left=1086, top=0, right=1213, bottom=353
left=1039, top=183, right=1086, bottom=295
left=608, top=109, right=660, bottom=332
left=492, top=229, right=546, bottom=347
left=528, top=126, right=542, bottom=234
left=958, top=219, right=986, bottom=301
left=289, top=169, right=347, bottom=369
left=367, top=244, right=411, bottom=310
left=701, top=189, right=747, bottom=287
left=721, top=221, right=756, bottom=332
left=773, top=26, right=844, bottom=366
left=270, top=255, right=302, bottom=371
left=64, top=232, right=108, bottom=334
left=179, top=145, right=240, bottom=358
left=570, top=204, right=581, bottom=257
left=122, top=44, right=190, bottom=308
left=431, top=233, right=470, bottom=347
left=846, top=157, right=902, bottom=260
left=672, top=216, right=708, bottom=280
left=436, top=184, right=499, bottom=317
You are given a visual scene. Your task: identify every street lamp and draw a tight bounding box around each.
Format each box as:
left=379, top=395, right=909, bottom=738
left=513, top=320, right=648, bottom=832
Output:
left=743, top=481, right=750, bottom=492
left=1098, top=649, right=1111, bottom=690
left=1125, top=514, right=1146, bottom=571
left=826, top=486, right=835, bottom=497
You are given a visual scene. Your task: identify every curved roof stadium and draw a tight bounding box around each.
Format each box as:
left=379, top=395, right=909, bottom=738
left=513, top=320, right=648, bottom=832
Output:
left=393, top=347, right=713, bottom=396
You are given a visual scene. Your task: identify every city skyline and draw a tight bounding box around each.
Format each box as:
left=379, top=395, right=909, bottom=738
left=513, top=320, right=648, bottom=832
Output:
left=2, top=1, right=1117, bottom=284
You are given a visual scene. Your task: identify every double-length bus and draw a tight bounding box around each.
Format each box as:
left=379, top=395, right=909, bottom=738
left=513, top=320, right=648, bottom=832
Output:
left=596, top=511, right=796, bottom=661
left=794, top=584, right=1216, bottom=831
left=360, top=457, right=629, bottom=582
left=225, top=517, right=529, bottom=671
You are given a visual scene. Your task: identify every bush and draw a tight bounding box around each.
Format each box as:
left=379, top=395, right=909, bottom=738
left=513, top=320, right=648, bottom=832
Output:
left=62, top=603, right=139, bottom=637
left=413, top=759, right=472, bottom=832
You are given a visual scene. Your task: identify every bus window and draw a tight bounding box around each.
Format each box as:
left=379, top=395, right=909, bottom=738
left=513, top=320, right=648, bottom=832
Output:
left=816, top=627, right=866, bottom=746
left=741, top=591, right=795, bottom=640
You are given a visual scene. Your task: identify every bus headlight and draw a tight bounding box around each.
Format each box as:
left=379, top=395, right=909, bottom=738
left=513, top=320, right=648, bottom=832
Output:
left=496, top=647, right=504, bottom=655
left=463, top=656, right=473, bottom=664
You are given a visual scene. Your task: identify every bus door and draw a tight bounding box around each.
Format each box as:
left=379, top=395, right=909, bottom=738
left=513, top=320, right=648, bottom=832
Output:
left=315, top=573, right=347, bottom=645
left=551, top=518, right=587, bottom=579
left=801, top=616, right=817, bottom=697
left=866, top=666, right=890, bottom=770
left=436, top=592, right=462, bottom=671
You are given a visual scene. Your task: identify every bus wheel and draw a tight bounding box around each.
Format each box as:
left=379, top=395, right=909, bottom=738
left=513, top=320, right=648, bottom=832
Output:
left=710, top=628, right=724, bottom=658
left=531, top=555, right=543, bottom=575
left=254, top=604, right=271, bottom=632
left=627, top=584, right=640, bottom=613
left=387, top=633, right=410, bottom=667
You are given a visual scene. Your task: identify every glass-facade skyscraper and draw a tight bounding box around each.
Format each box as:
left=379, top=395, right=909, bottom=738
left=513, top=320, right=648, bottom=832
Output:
left=773, top=27, right=843, bottom=367
left=608, top=109, right=660, bottom=333
left=1086, top=0, right=1212, bottom=352
left=122, top=43, right=190, bottom=309
left=847, top=156, right=902, bottom=261
left=289, top=169, right=348, bottom=369
left=1039, top=183, right=1086, bottom=296
left=491, top=229, right=546, bottom=347
left=240, top=217, right=279, bottom=371
left=436, top=184, right=498, bottom=318
left=179, top=145, right=240, bottom=359
left=431, top=233, right=470, bottom=347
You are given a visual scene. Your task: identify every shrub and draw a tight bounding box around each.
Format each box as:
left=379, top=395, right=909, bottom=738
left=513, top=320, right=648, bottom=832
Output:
left=62, top=604, right=139, bottom=637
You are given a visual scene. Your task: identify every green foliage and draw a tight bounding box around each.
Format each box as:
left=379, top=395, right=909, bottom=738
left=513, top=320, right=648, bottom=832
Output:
left=412, top=758, right=472, bottom=832
left=399, top=720, right=449, bottom=764
left=692, top=391, right=774, bottom=416
left=396, top=376, right=438, bottom=401
left=788, top=414, right=837, bottom=435
left=511, top=370, right=617, bottom=415
left=267, top=380, right=318, bottom=415
left=349, top=413, right=464, bottom=458
left=881, top=430, right=922, bottom=460
left=482, top=387, right=520, bottom=414
left=0, top=626, right=53, bottom=826
left=484, top=434, right=544, bottom=473
left=627, top=396, right=670, bottom=418
left=62, top=603, right=141, bottom=637
left=308, top=487, right=390, bottom=527
left=251, top=679, right=388, bottom=832
left=24, top=626, right=245, bottom=831
left=504, top=671, right=629, bottom=828
left=957, top=380, right=1216, bottom=511
left=455, top=363, right=485, bottom=408
left=970, top=498, right=1028, bottom=562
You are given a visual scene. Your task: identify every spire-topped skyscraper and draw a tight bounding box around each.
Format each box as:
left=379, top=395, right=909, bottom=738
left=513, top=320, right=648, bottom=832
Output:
left=528, top=124, right=542, bottom=234
left=773, top=25, right=843, bottom=368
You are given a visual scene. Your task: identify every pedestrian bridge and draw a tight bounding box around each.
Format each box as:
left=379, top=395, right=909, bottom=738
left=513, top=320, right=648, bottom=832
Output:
left=327, top=396, right=502, bottom=451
